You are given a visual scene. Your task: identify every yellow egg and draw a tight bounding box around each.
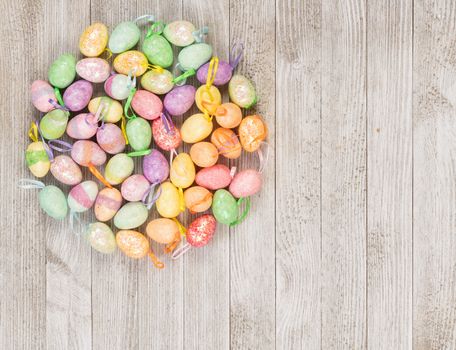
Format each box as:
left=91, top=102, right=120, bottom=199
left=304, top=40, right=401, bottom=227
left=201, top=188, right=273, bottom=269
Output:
left=88, top=96, right=123, bottom=123
left=184, top=186, right=213, bottom=213
left=181, top=113, right=213, bottom=143
left=26, top=141, right=50, bottom=178
left=170, top=153, right=195, bottom=189
left=156, top=182, right=182, bottom=218
left=195, top=85, right=221, bottom=115
left=189, top=142, right=219, bottom=167
left=113, top=50, right=148, bottom=76
left=79, top=23, right=108, bottom=57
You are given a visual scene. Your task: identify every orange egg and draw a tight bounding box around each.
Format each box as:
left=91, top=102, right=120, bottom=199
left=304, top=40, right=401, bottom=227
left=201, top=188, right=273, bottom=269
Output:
left=116, top=230, right=150, bottom=259
left=189, top=142, right=219, bottom=167
left=113, top=50, right=148, bottom=77
left=211, top=128, right=242, bottom=159
left=146, top=218, right=180, bottom=244
left=214, top=102, right=242, bottom=128
left=238, top=115, right=268, bottom=152
left=184, top=186, right=213, bottom=213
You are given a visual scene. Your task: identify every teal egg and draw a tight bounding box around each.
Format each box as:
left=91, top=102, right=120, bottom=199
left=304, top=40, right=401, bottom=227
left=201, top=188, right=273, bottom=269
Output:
left=39, top=109, right=69, bottom=140
left=212, top=189, right=238, bottom=225
left=39, top=185, right=68, bottom=220
left=126, top=117, right=152, bottom=151
left=108, top=21, right=140, bottom=54
left=48, top=54, right=76, bottom=89
left=114, top=202, right=149, bottom=229
left=178, top=43, right=212, bottom=71
left=142, top=34, right=173, bottom=68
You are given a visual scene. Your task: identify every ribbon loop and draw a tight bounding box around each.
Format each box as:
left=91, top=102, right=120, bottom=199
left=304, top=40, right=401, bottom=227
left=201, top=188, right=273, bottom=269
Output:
left=160, top=111, right=176, bottom=135
left=178, top=187, right=185, bottom=212
left=172, top=218, right=187, bottom=236
left=171, top=242, right=191, bottom=259
left=17, top=179, right=45, bottom=189
left=69, top=211, right=86, bottom=236
left=88, top=164, right=113, bottom=189
left=205, top=56, right=219, bottom=88
left=192, top=26, right=209, bottom=43
left=47, top=139, right=73, bottom=153
left=142, top=182, right=161, bottom=210
left=146, top=21, right=164, bottom=37
left=121, top=115, right=129, bottom=145
left=147, top=64, right=164, bottom=73
left=28, top=121, right=39, bottom=142
left=229, top=42, right=244, bottom=70
left=172, top=68, right=196, bottom=84
left=257, top=141, right=270, bottom=173
left=127, top=149, right=152, bottom=157
left=124, top=87, right=137, bottom=120
left=230, top=197, right=251, bottom=227
left=133, top=14, right=155, bottom=25
left=148, top=250, right=165, bottom=269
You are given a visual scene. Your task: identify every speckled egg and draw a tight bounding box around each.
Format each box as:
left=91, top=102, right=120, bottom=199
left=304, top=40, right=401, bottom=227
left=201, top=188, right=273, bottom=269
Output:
left=163, top=20, right=196, bottom=47
left=85, top=222, right=116, bottom=254
left=113, top=50, right=148, bottom=77
left=94, top=187, right=122, bottom=222
left=239, top=115, right=268, bottom=152
left=104, top=153, right=134, bottom=185
left=156, top=181, right=181, bottom=218
left=79, top=23, right=108, bottom=57
left=104, top=74, right=131, bottom=100
left=189, top=142, right=219, bottom=168
left=68, top=180, right=98, bottom=213
left=146, top=218, right=180, bottom=244
left=88, top=97, right=123, bottom=123
left=116, top=230, right=150, bottom=259
left=76, top=58, right=111, bottom=83
left=186, top=214, right=216, bottom=247
left=39, top=185, right=68, bottom=220
left=121, top=175, right=150, bottom=202
left=140, top=69, right=174, bottom=95
left=163, top=85, right=196, bottom=116
left=114, top=202, right=149, bottom=229
left=66, top=113, right=98, bottom=139
left=229, top=169, right=262, bottom=198
left=39, top=109, right=69, bottom=140
left=109, top=21, right=140, bottom=54
left=143, top=149, right=169, bottom=184
left=96, top=123, right=126, bottom=154
left=211, top=127, right=242, bottom=159
left=50, top=155, right=83, bottom=185
left=228, top=74, right=257, bottom=108
left=152, top=117, right=182, bottom=151
left=197, top=60, right=232, bottom=86
left=180, top=113, right=213, bottom=144
left=71, top=140, right=106, bottom=167
left=131, top=90, right=163, bottom=120
left=214, top=102, right=242, bottom=129
left=184, top=186, right=213, bottom=213
left=48, top=54, right=76, bottom=89
left=212, top=189, right=238, bottom=225
left=195, top=164, right=232, bottom=190
left=178, top=43, right=212, bottom=71
left=170, top=153, right=195, bottom=189
left=195, top=85, right=221, bottom=115
left=30, top=80, right=56, bottom=112
left=63, top=80, right=93, bottom=112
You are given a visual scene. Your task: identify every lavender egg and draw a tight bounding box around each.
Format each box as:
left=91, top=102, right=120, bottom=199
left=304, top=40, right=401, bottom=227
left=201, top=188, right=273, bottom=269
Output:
left=71, top=140, right=106, bottom=167
left=163, top=85, right=196, bottom=116
left=96, top=123, right=126, bottom=154
left=104, top=74, right=131, bottom=100
left=63, top=80, right=93, bottom=112
left=66, top=113, right=98, bottom=139
left=197, top=60, right=233, bottom=86
left=76, top=58, right=110, bottom=83
left=121, top=174, right=150, bottom=201
left=143, top=149, right=169, bottom=184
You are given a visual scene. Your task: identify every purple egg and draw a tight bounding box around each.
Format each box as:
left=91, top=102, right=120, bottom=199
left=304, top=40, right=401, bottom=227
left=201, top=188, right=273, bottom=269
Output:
left=143, top=149, right=169, bottom=184
left=96, top=123, right=126, bottom=154
left=163, top=85, right=196, bottom=116
left=63, top=80, right=93, bottom=112
left=197, top=60, right=233, bottom=86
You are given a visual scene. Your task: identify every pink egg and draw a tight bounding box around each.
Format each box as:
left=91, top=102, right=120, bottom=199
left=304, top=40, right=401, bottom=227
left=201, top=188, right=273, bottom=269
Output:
left=94, top=187, right=123, bottom=222
left=229, top=169, right=262, bottom=198
left=195, top=164, right=232, bottom=190
left=68, top=180, right=98, bottom=212
left=121, top=175, right=150, bottom=201
left=152, top=117, right=182, bottom=151
left=96, top=123, right=126, bottom=154
left=66, top=113, right=98, bottom=139
left=63, top=80, right=93, bottom=112
left=131, top=90, right=163, bottom=120
left=104, top=74, right=131, bottom=100
left=76, top=58, right=111, bottom=83
left=186, top=214, right=216, bottom=248
left=71, top=140, right=106, bottom=167
left=30, top=80, right=56, bottom=112
left=50, top=155, right=83, bottom=185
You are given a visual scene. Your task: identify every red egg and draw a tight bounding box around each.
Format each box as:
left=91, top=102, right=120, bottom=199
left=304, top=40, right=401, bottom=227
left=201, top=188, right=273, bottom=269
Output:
left=186, top=214, right=216, bottom=248
left=152, top=117, right=182, bottom=151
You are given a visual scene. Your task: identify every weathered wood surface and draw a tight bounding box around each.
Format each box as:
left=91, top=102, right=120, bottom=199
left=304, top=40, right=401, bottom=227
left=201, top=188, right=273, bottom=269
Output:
left=1, top=0, right=456, bottom=349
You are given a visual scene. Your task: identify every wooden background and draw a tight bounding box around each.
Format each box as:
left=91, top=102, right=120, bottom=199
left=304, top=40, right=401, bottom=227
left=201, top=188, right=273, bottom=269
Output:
left=1, top=0, right=456, bottom=349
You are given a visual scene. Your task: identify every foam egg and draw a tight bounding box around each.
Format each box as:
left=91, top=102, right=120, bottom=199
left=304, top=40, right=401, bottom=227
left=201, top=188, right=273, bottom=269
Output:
left=94, top=187, right=122, bottom=222
left=48, top=54, right=76, bottom=89
left=63, top=80, right=93, bottom=112
left=121, top=175, right=150, bottom=201
left=39, top=185, right=68, bottom=220
left=178, top=43, right=212, bottom=71
left=195, top=164, right=232, bottom=190
left=88, top=97, right=123, bottom=123
left=131, top=90, right=163, bottom=120
left=211, top=127, right=242, bottom=159
left=163, top=85, right=196, bottom=116
left=104, top=153, right=134, bottom=185
left=85, top=222, right=116, bottom=254
left=212, top=189, right=239, bottom=225
left=30, top=80, right=56, bottom=112
left=156, top=181, right=181, bottom=218
left=229, top=169, right=262, bottom=198
left=114, top=202, right=149, bottom=229
left=142, top=32, right=173, bottom=68
left=39, top=109, right=69, bottom=140
left=67, top=180, right=98, bottom=213
left=239, top=114, right=268, bottom=152
left=228, top=74, right=257, bottom=108
left=126, top=117, right=152, bottom=151
left=181, top=113, right=213, bottom=144
left=109, top=21, right=141, bottom=54
left=66, top=113, right=98, bottom=139
left=170, top=153, right=195, bottom=189
left=189, top=142, right=218, bottom=168
left=143, top=149, right=169, bottom=184
left=50, top=155, right=82, bottom=185
left=113, top=50, right=148, bottom=77
left=184, top=186, right=212, bottom=213
left=76, top=58, right=111, bottom=83
left=96, top=123, right=126, bottom=154
left=26, top=141, right=50, bottom=178
left=195, top=85, right=221, bottom=115
left=104, top=74, right=131, bottom=100
left=79, top=23, right=108, bottom=57
left=214, top=102, right=242, bottom=128
left=163, top=20, right=196, bottom=47
left=152, top=117, right=182, bottom=151
left=146, top=218, right=180, bottom=244
left=197, top=60, right=233, bottom=86
left=116, top=230, right=149, bottom=259
left=140, top=69, right=174, bottom=95
left=186, top=214, right=216, bottom=247
left=71, top=140, right=106, bottom=167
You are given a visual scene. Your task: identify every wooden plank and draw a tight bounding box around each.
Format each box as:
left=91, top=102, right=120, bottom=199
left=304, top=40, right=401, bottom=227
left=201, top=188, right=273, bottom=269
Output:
left=181, top=1, right=230, bottom=349
left=321, top=0, right=367, bottom=348
left=366, top=1, right=413, bottom=349
left=275, top=0, right=321, bottom=349
left=413, top=1, right=456, bottom=349
left=229, top=0, right=276, bottom=349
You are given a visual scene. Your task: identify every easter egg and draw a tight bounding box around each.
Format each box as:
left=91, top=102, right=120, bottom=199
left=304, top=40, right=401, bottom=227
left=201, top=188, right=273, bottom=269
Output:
left=66, top=113, right=98, bottom=139
left=239, top=115, right=268, bottom=152
left=71, top=140, right=107, bottom=167
left=109, top=21, right=140, bottom=54
left=214, top=102, right=242, bottom=129
left=131, top=90, right=163, bottom=120
left=85, top=222, right=116, bottom=254
left=228, top=74, right=257, bottom=108
left=63, top=80, right=93, bottom=112
left=104, top=153, right=134, bottom=185
left=146, top=218, right=179, bottom=244
left=180, top=113, right=213, bottom=144
left=50, top=155, right=82, bottom=185
left=163, top=85, right=196, bottom=116
left=178, top=43, right=212, bottom=71
left=30, top=80, right=56, bottom=112
left=79, top=23, right=108, bottom=57
left=113, top=50, right=148, bottom=77
left=212, top=189, right=238, bottom=225
left=156, top=181, right=181, bottom=218
left=142, top=34, right=173, bottom=68
left=211, top=127, right=242, bottom=159
left=96, top=123, right=126, bottom=154
left=121, top=175, right=150, bottom=202
left=195, top=85, right=221, bottom=115
left=229, top=169, right=262, bottom=198
left=195, top=164, right=232, bottom=190
left=170, top=153, right=195, bottom=189
left=143, top=149, right=169, bottom=184
left=104, top=74, right=131, bottom=100
left=152, top=117, right=182, bottom=151
left=88, top=97, right=123, bottom=123
left=189, top=142, right=218, bottom=168
left=184, top=186, right=212, bottom=213
left=114, top=202, right=149, bottom=229
left=76, top=58, right=111, bottom=83
left=126, top=117, right=152, bottom=151
left=26, top=141, right=50, bottom=178
left=140, top=69, right=174, bottom=95
left=197, top=60, right=232, bottom=86
left=116, top=230, right=149, bottom=259
left=39, top=185, right=68, bottom=220
left=186, top=214, right=216, bottom=247
left=48, top=54, right=76, bottom=89
left=39, top=109, right=69, bottom=140
left=94, top=187, right=122, bottom=222
left=163, top=20, right=196, bottom=47
left=67, top=180, right=98, bottom=213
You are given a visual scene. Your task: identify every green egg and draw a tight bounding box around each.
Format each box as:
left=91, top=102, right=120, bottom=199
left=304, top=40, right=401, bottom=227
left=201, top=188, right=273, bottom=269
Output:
left=39, top=109, right=69, bottom=140
left=108, top=21, right=140, bottom=54
left=114, top=202, right=149, bottom=229
left=48, top=54, right=76, bottom=89
left=126, top=117, right=152, bottom=151
left=212, top=189, right=238, bottom=225
left=104, top=153, right=134, bottom=185
left=142, top=34, right=173, bottom=68
left=178, top=43, right=212, bottom=71
left=228, top=74, right=257, bottom=108
left=39, top=185, right=68, bottom=220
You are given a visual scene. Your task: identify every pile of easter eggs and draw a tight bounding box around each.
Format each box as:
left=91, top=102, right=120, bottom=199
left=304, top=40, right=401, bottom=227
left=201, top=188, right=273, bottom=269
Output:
left=24, top=16, right=268, bottom=269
